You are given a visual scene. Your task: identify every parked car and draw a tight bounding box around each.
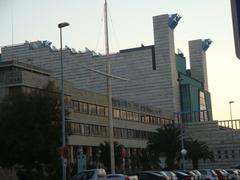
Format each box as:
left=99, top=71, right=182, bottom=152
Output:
left=214, top=169, right=229, bottom=180
left=179, top=170, right=198, bottom=180
left=129, top=172, right=168, bottom=180
left=107, top=174, right=138, bottom=180
left=151, top=171, right=171, bottom=180
left=226, top=169, right=240, bottom=180
left=174, top=171, right=193, bottom=180
left=198, top=169, right=218, bottom=180
left=162, top=171, right=178, bottom=180
left=70, top=169, right=107, bottom=180
left=191, top=170, right=202, bottom=180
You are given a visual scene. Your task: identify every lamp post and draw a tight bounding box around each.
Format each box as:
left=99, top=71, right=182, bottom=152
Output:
left=58, top=22, right=70, bottom=180
left=229, top=101, right=234, bottom=120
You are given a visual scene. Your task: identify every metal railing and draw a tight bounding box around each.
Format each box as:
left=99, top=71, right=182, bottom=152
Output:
left=218, top=119, right=240, bottom=130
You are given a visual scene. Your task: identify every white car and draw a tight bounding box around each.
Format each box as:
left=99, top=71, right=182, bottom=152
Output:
left=70, top=169, right=107, bottom=180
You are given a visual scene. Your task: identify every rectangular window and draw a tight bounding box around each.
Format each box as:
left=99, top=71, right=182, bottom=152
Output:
left=97, top=106, right=105, bottom=116
left=73, top=101, right=79, bottom=112
left=89, top=104, right=97, bottom=115
left=80, top=102, right=89, bottom=114
left=232, top=150, right=235, bottom=158
left=121, top=110, right=127, bottom=119
left=127, top=111, right=133, bottom=120
left=133, top=113, right=139, bottom=121
left=140, top=114, right=145, bottom=123
left=224, top=150, right=228, bottom=159
left=113, top=109, right=120, bottom=118
left=217, top=150, right=221, bottom=159
left=145, top=115, right=150, bottom=123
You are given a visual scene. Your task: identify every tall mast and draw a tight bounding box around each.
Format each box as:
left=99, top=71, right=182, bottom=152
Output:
left=104, top=0, right=115, bottom=174
left=104, top=0, right=110, bottom=55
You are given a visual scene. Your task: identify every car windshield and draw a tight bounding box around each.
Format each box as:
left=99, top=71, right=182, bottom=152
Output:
left=72, top=171, right=94, bottom=180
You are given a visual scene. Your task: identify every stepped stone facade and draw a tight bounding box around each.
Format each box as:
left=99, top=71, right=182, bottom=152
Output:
left=184, top=120, right=240, bottom=169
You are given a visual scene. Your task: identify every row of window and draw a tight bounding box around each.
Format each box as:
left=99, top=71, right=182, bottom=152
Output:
left=72, top=100, right=173, bottom=125
left=216, top=150, right=240, bottom=159
left=66, top=122, right=154, bottom=140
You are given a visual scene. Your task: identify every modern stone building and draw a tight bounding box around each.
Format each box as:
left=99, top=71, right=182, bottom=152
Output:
left=2, top=13, right=237, bottom=169
left=0, top=60, right=173, bottom=170
left=0, top=14, right=212, bottom=121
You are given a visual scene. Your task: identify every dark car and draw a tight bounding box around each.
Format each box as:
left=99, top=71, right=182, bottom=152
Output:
left=226, top=169, right=240, bottom=180
left=129, top=172, right=168, bottom=180
left=214, top=169, right=229, bottom=180
left=174, top=171, right=193, bottom=180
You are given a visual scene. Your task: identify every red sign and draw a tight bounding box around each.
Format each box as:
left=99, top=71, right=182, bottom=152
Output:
left=62, top=145, right=70, bottom=159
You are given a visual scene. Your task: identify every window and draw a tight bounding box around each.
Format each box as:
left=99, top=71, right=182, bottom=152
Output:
left=113, top=109, right=120, bottom=118
left=133, top=113, right=139, bottom=121
left=127, top=111, right=133, bottom=120
left=80, top=102, right=89, bottom=113
left=232, top=150, right=235, bottom=158
left=217, top=150, right=221, bottom=159
left=97, top=106, right=105, bottom=116
left=140, top=114, right=145, bottom=123
left=224, top=150, right=228, bottom=159
left=121, top=110, right=127, bottom=119
left=89, top=104, right=97, bottom=115
left=199, top=91, right=208, bottom=121
left=73, top=101, right=79, bottom=112
left=145, top=115, right=149, bottom=123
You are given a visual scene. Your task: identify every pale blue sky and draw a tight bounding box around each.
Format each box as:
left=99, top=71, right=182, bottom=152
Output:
left=0, top=0, right=239, bottom=120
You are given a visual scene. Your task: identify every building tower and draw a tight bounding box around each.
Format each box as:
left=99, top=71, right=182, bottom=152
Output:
left=153, top=14, right=182, bottom=115
left=189, top=39, right=212, bottom=91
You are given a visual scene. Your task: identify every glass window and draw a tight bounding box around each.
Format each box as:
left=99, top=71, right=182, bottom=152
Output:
left=73, top=101, right=79, bottom=112
left=84, top=125, right=90, bottom=135
left=127, top=111, right=133, bottom=120
left=133, top=113, right=139, bottom=121
left=121, top=110, right=127, bottom=119
left=145, top=115, right=150, bottom=123
left=217, top=150, right=221, bottom=159
left=224, top=150, right=228, bottom=159
left=89, top=104, right=97, bottom=115
left=97, top=106, right=105, bottom=116
left=140, top=114, right=145, bottom=123
left=199, top=91, right=208, bottom=122
left=113, top=109, right=120, bottom=118
left=80, top=102, right=89, bottom=114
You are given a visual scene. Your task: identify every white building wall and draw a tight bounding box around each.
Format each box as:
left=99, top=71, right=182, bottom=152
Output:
left=1, top=14, right=181, bottom=118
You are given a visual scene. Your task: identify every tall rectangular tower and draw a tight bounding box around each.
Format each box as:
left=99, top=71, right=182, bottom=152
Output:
left=189, top=39, right=212, bottom=91
left=153, top=14, right=181, bottom=114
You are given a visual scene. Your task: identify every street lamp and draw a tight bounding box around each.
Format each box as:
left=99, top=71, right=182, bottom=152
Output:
left=58, top=22, right=70, bottom=180
left=229, top=101, right=235, bottom=120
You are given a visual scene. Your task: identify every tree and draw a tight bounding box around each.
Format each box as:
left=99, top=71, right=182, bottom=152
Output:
left=0, top=82, right=63, bottom=180
left=98, top=141, right=124, bottom=173
left=185, top=139, right=214, bottom=169
left=147, top=124, right=181, bottom=170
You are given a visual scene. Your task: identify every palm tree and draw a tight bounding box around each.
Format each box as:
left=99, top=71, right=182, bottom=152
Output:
left=98, top=141, right=124, bottom=173
left=185, top=139, right=214, bottom=169
left=147, top=124, right=181, bottom=170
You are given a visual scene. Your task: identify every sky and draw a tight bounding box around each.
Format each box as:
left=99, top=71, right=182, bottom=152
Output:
left=0, top=0, right=239, bottom=121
